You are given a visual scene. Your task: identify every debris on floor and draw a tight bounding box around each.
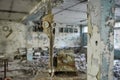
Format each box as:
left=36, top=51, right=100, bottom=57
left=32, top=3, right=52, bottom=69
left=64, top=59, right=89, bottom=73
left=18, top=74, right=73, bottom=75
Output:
left=114, top=60, right=120, bottom=80
left=75, top=53, right=87, bottom=73
left=0, top=47, right=88, bottom=80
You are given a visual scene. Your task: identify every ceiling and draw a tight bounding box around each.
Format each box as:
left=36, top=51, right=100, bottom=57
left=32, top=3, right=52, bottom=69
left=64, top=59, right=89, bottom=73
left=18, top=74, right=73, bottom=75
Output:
left=0, top=0, right=120, bottom=25
left=53, top=0, right=120, bottom=25
left=52, top=0, right=87, bottom=25
left=0, top=0, right=42, bottom=21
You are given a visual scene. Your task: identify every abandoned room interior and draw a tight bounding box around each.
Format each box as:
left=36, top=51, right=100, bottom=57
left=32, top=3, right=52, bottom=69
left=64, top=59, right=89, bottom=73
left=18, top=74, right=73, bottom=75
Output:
left=0, top=0, right=120, bottom=80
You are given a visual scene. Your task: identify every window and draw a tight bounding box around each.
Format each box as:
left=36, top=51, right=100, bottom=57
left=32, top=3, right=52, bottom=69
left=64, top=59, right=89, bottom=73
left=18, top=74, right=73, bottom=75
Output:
left=59, top=28, right=63, bottom=32
left=82, top=26, right=88, bottom=33
left=68, top=28, right=73, bottom=33
left=74, top=28, right=78, bottom=33
left=64, top=28, right=68, bottom=33
left=59, top=27, right=79, bottom=33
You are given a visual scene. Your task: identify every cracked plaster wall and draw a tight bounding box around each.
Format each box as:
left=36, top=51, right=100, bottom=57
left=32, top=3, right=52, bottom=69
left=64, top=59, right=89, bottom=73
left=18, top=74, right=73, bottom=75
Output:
left=54, top=23, right=81, bottom=48
left=0, top=21, right=81, bottom=57
left=87, top=0, right=115, bottom=80
left=26, top=22, right=81, bottom=48
left=0, top=21, right=27, bottom=58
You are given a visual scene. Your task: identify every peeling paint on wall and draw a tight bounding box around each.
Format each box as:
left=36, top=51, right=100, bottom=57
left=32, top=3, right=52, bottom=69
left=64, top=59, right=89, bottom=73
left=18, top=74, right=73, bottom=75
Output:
left=0, top=21, right=27, bottom=58
left=54, top=23, right=81, bottom=48
left=87, top=0, right=115, bottom=80
left=0, top=21, right=81, bottom=56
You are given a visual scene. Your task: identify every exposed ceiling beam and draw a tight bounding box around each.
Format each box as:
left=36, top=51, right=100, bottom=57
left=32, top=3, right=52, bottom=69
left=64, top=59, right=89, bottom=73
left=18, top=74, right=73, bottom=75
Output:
left=53, top=1, right=87, bottom=15
left=65, top=9, right=86, bottom=13
left=54, top=7, right=86, bottom=13
left=0, top=10, right=29, bottom=14
left=0, top=18, right=16, bottom=21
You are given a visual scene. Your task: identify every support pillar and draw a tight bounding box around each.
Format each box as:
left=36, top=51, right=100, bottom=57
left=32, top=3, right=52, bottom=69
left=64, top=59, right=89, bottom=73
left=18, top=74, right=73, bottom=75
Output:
left=87, top=0, right=115, bottom=80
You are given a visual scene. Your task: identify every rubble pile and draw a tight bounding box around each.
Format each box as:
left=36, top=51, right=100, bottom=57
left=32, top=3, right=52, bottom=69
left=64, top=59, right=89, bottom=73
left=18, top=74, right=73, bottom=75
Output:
left=114, top=60, right=120, bottom=80
left=20, top=56, right=49, bottom=75
left=75, top=53, right=87, bottom=73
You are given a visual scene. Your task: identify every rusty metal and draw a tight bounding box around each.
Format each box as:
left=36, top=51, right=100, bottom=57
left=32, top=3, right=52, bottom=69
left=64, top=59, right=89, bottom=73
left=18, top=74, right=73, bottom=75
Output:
left=54, top=50, right=76, bottom=72
left=42, top=0, right=54, bottom=77
left=4, top=60, right=6, bottom=79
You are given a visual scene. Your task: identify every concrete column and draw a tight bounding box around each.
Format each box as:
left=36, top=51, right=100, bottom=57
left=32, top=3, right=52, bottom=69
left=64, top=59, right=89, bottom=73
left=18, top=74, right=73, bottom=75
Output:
left=87, top=0, right=115, bottom=80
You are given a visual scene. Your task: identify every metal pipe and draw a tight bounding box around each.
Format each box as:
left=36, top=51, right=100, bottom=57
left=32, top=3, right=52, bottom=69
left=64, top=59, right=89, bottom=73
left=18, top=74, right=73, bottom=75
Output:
left=49, top=26, right=54, bottom=77
left=4, top=59, right=7, bottom=79
left=47, top=0, right=52, bottom=14
left=47, top=0, right=54, bottom=77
